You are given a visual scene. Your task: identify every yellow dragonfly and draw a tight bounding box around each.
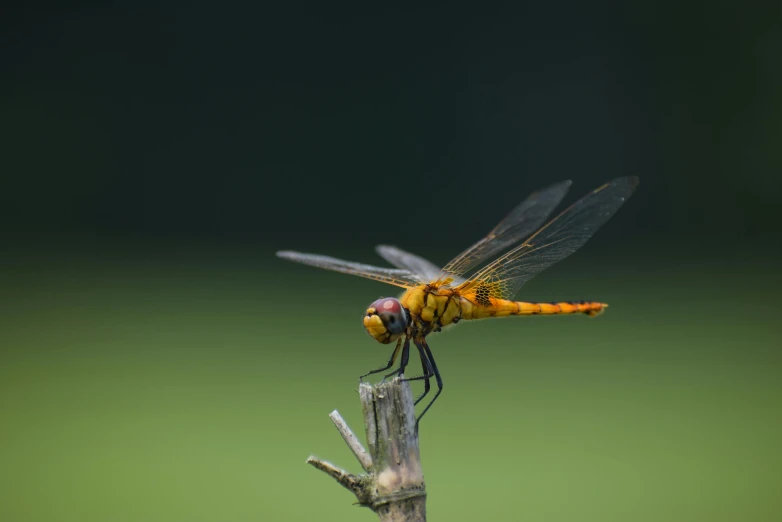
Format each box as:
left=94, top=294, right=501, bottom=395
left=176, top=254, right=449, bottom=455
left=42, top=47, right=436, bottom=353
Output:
left=277, top=177, right=638, bottom=423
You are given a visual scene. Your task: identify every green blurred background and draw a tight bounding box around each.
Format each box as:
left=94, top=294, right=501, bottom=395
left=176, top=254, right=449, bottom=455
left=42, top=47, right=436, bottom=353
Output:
left=2, top=3, right=780, bottom=521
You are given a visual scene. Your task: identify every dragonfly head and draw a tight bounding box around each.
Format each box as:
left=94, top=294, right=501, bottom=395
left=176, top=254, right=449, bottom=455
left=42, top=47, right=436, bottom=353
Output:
left=363, top=297, right=408, bottom=344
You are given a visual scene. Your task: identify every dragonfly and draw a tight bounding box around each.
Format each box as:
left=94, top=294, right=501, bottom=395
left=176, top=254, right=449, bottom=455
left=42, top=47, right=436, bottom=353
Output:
left=277, top=176, right=638, bottom=424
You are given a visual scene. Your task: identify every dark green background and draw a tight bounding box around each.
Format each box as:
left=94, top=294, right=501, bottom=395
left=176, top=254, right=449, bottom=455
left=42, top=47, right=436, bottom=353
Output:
left=1, top=3, right=780, bottom=521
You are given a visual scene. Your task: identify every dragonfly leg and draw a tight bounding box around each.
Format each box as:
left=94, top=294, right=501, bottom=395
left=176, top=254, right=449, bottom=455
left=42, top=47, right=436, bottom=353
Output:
left=415, top=339, right=443, bottom=428
left=382, top=337, right=410, bottom=382
left=403, top=340, right=433, bottom=406
left=384, top=337, right=410, bottom=379
left=360, top=338, right=402, bottom=381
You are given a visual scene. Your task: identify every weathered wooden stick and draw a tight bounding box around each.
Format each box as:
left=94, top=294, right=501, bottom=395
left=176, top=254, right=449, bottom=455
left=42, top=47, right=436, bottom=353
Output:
left=307, top=378, right=427, bottom=521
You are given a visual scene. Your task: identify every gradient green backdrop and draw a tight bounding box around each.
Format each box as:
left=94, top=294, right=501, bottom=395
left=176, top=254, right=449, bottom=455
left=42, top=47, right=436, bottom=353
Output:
left=2, top=3, right=780, bottom=521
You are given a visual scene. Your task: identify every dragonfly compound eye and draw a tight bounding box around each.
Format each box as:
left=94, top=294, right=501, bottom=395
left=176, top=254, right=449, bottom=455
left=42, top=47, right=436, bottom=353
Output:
left=363, top=297, right=408, bottom=343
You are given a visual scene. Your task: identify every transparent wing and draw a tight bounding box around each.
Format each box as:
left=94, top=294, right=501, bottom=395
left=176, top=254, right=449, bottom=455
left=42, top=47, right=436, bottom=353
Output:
left=439, top=180, right=572, bottom=280
left=375, top=245, right=443, bottom=282
left=276, top=250, right=422, bottom=288
left=456, top=177, right=639, bottom=303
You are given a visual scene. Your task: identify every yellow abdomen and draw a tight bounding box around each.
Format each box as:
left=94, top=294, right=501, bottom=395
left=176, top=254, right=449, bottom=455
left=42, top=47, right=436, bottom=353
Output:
left=467, top=298, right=606, bottom=319
left=400, top=285, right=606, bottom=331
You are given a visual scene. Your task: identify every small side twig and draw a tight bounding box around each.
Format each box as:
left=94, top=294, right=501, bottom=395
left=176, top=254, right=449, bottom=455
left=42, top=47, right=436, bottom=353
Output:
left=307, top=378, right=427, bottom=521
left=328, top=410, right=372, bottom=472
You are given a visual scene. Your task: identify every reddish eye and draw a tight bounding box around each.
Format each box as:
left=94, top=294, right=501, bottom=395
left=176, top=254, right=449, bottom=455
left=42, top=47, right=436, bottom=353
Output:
left=366, top=297, right=407, bottom=335
left=370, top=297, right=401, bottom=314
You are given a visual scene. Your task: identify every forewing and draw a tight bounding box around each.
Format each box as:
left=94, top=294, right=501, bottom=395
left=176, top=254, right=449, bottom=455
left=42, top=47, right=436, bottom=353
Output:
left=456, top=177, right=639, bottom=302
left=440, top=180, right=572, bottom=279
left=276, top=250, right=422, bottom=288
left=375, top=245, right=443, bottom=282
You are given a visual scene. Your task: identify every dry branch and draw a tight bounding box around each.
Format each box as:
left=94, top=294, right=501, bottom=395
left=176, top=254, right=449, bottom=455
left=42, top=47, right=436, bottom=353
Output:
left=307, top=378, right=427, bottom=521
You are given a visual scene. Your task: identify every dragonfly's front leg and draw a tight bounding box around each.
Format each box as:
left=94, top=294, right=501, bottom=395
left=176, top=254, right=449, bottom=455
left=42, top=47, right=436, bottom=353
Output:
left=359, top=337, right=402, bottom=381
left=382, top=337, right=410, bottom=380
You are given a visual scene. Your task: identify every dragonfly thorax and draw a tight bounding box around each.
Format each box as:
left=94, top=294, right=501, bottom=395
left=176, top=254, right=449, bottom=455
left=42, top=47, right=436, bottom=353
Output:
left=363, top=297, right=409, bottom=344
